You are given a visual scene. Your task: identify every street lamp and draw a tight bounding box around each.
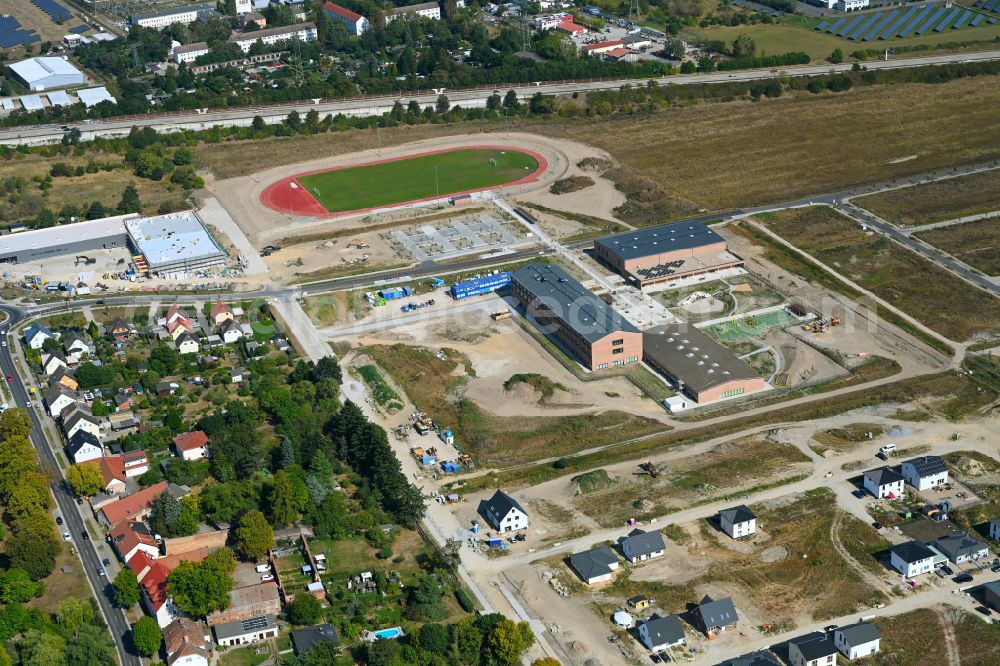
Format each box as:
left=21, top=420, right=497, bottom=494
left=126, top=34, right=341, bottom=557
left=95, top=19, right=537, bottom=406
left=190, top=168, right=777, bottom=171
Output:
left=434, top=165, right=439, bottom=198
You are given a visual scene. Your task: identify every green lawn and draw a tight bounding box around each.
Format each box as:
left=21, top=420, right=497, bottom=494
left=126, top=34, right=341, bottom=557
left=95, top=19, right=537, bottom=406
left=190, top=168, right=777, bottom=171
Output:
left=295, top=148, right=539, bottom=212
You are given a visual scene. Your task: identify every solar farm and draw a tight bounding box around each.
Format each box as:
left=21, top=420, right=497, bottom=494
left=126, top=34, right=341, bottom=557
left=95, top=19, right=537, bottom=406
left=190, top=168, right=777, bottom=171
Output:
left=815, top=4, right=997, bottom=42
left=0, top=16, right=41, bottom=49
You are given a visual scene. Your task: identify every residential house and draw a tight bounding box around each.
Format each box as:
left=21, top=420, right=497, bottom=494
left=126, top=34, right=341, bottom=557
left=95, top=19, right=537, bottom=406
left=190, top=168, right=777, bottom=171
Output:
left=41, top=350, right=68, bottom=376
left=67, top=431, right=103, bottom=464
left=834, top=622, right=881, bottom=660
left=172, top=431, right=209, bottom=460
left=213, top=614, right=278, bottom=647
left=863, top=467, right=905, bottom=499
left=206, top=334, right=224, bottom=348
left=135, top=556, right=175, bottom=627
left=46, top=383, right=79, bottom=417
left=176, top=332, right=200, bottom=355
left=238, top=10, right=266, bottom=29
left=207, top=583, right=281, bottom=625
left=110, top=520, right=160, bottom=563
left=63, top=333, right=93, bottom=363
left=638, top=614, right=685, bottom=652
left=567, top=546, right=619, bottom=585
left=210, top=302, right=234, bottom=325
left=231, top=367, right=247, bottom=383
left=290, top=623, right=339, bottom=656
left=169, top=317, right=195, bottom=340
left=98, top=480, right=169, bottom=528
left=107, top=318, right=136, bottom=341
left=619, top=528, right=666, bottom=564
left=984, top=581, right=1000, bottom=612
left=24, top=323, right=58, bottom=349
left=385, top=1, right=441, bottom=23
left=900, top=456, right=949, bottom=491
left=890, top=540, right=937, bottom=577
left=932, top=532, right=989, bottom=564
left=788, top=631, right=838, bottom=666
left=165, top=305, right=189, bottom=326
left=220, top=319, right=243, bottom=344
left=109, top=410, right=140, bottom=431
left=718, top=652, right=784, bottom=666
left=156, top=381, right=179, bottom=397
left=321, top=1, right=369, bottom=34
left=62, top=404, right=101, bottom=440
left=481, top=489, right=529, bottom=533
left=114, top=393, right=132, bottom=412
left=719, top=505, right=756, bottom=539
left=163, top=617, right=212, bottom=666
left=990, top=518, right=1000, bottom=542
left=93, top=451, right=149, bottom=494
left=692, top=596, right=738, bottom=637
left=49, top=366, right=79, bottom=391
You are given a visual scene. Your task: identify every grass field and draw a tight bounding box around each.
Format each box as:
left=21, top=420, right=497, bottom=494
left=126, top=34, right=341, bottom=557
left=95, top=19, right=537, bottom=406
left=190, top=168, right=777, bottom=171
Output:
left=707, top=309, right=798, bottom=341
left=854, top=168, right=1000, bottom=226
left=914, top=218, right=1000, bottom=276
left=757, top=207, right=1000, bottom=342
left=874, top=608, right=1000, bottom=665
left=683, top=15, right=1000, bottom=61
left=295, top=148, right=539, bottom=212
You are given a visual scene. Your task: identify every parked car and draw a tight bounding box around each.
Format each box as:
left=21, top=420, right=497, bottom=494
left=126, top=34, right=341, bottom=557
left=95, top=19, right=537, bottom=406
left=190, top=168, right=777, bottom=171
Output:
left=56, top=516, right=63, bottom=525
left=63, top=532, right=72, bottom=541
left=955, top=572, right=973, bottom=584
left=102, top=558, right=111, bottom=567
left=260, top=574, right=274, bottom=582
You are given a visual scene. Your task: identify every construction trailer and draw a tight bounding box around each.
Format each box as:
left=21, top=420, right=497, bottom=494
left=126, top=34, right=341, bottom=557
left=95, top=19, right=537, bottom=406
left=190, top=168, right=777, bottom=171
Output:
left=379, top=286, right=413, bottom=300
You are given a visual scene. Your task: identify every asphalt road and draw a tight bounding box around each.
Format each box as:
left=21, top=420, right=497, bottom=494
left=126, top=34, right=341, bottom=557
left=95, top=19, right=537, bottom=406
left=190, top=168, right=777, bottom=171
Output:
left=0, top=306, right=141, bottom=666
left=3, top=49, right=1000, bottom=146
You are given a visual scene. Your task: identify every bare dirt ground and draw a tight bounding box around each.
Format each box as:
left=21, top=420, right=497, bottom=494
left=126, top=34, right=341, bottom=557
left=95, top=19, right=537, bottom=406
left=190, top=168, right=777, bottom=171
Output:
left=207, top=132, right=611, bottom=247
left=516, top=160, right=626, bottom=223
left=340, top=313, right=669, bottom=422
left=264, top=231, right=404, bottom=277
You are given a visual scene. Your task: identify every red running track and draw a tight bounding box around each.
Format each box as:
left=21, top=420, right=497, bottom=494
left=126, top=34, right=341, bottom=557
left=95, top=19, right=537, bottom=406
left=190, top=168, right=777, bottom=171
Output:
left=259, top=145, right=548, bottom=219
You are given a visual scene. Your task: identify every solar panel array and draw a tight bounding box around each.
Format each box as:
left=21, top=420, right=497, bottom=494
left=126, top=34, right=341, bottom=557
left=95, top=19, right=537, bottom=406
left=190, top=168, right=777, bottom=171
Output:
left=31, top=0, right=73, bottom=22
left=69, top=24, right=91, bottom=34
left=732, top=0, right=783, bottom=16
left=0, top=16, right=40, bottom=49
left=974, top=0, right=1000, bottom=11
left=239, top=615, right=272, bottom=632
left=635, top=260, right=686, bottom=280
left=815, top=3, right=992, bottom=40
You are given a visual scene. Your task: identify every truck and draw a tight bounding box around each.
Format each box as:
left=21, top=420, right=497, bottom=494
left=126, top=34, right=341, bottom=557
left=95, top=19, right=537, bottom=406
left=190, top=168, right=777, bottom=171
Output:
left=379, top=286, right=413, bottom=300
left=428, top=277, right=445, bottom=288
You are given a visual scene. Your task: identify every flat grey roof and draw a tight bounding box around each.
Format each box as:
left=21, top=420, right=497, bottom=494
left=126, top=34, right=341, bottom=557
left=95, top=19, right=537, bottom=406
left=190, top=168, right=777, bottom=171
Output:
left=0, top=214, right=133, bottom=258
left=643, top=324, right=760, bottom=394
left=512, top=263, right=639, bottom=343
left=125, top=211, right=224, bottom=269
left=390, top=1, right=439, bottom=13
left=595, top=221, right=724, bottom=261
left=133, top=2, right=215, bottom=21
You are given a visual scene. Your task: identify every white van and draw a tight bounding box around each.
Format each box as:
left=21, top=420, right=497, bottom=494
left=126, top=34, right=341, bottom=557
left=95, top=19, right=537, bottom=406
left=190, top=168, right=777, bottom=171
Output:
left=879, top=443, right=896, bottom=456
left=255, top=564, right=271, bottom=574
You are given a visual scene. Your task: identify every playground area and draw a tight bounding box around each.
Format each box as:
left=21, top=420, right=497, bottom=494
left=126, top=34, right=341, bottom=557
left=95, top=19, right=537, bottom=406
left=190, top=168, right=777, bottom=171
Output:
left=704, top=308, right=799, bottom=341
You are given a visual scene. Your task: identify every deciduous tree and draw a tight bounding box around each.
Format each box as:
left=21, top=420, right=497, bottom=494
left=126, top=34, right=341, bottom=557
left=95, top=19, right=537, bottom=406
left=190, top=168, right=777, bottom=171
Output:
left=236, top=509, right=274, bottom=561
left=132, top=616, right=162, bottom=657
left=113, top=569, right=140, bottom=608
left=66, top=463, right=104, bottom=497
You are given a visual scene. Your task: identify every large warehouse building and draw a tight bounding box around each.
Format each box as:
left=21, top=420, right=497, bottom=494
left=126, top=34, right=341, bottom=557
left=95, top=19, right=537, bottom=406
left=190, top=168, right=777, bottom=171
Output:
left=511, top=263, right=642, bottom=372
left=594, top=221, right=745, bottom=288
left=643, top=324, right=766, bottom=404
left=0, top=211, right=225, bottom=275
left=8, top=57, right=86, bottom=91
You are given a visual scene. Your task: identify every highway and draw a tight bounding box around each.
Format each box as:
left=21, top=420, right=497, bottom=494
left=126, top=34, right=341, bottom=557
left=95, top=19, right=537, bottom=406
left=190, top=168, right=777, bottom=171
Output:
left=3, top=49, right=1000, bottom=146
left=0, top=305, right=141, bottom=666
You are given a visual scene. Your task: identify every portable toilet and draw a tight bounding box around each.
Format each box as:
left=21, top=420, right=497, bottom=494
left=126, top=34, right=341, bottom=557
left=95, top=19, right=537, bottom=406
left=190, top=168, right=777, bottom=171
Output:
left=440, top=428, right=454, bottom=446
left=471, top=521, right=479, bottom=535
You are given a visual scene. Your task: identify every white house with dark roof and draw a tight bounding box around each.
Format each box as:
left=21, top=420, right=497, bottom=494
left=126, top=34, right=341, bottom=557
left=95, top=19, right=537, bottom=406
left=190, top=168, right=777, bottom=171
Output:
left=41, top=350, right=68, bottom=376
left=638, top=614, right=685, bottom=652
left=63, top=333, right=93, bottom=363
left=932, top=532, right=989, bottom=564
left=481, top=490, right=528, bottom=533
left=568, top=546, right=620, bottom=585
left=719, top=505, right=756, bottom=539
left=890, top=540, right=936, bottom=577
left=67, top=431, right=103, bottom=464
left=835, top=622, right=881, bottom=660
left=46, top=383, right=79, bottom=418
left=619, top=528, right=665, bottom=564
left=24, top=323, right=59, bottom=349
left=788, top=631, right=838, bottom=666
left=62, top=404, right=101, bottom=440
left=900, top=456, right=949, bottom=491
left=176, top=332, right=200, bottom=355
left=212, top=614, right=278, bottom=646
left=863, top=466, right=905, bottom=499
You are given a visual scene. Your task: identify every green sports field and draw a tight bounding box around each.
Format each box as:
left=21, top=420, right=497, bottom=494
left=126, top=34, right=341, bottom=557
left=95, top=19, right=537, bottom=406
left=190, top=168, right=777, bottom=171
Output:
left=295, top=148, right=540, bottom=213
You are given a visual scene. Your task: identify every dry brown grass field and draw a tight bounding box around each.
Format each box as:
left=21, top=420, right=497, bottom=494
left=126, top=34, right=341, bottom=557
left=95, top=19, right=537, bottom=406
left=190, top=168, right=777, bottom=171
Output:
left=758, top=207, right=1000, bottom=343
left=915, top=218, right=1000, bottom=276
left=197, top=78, right=1000, bottom=216
left=854, top=168, right=1000, bottom=226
